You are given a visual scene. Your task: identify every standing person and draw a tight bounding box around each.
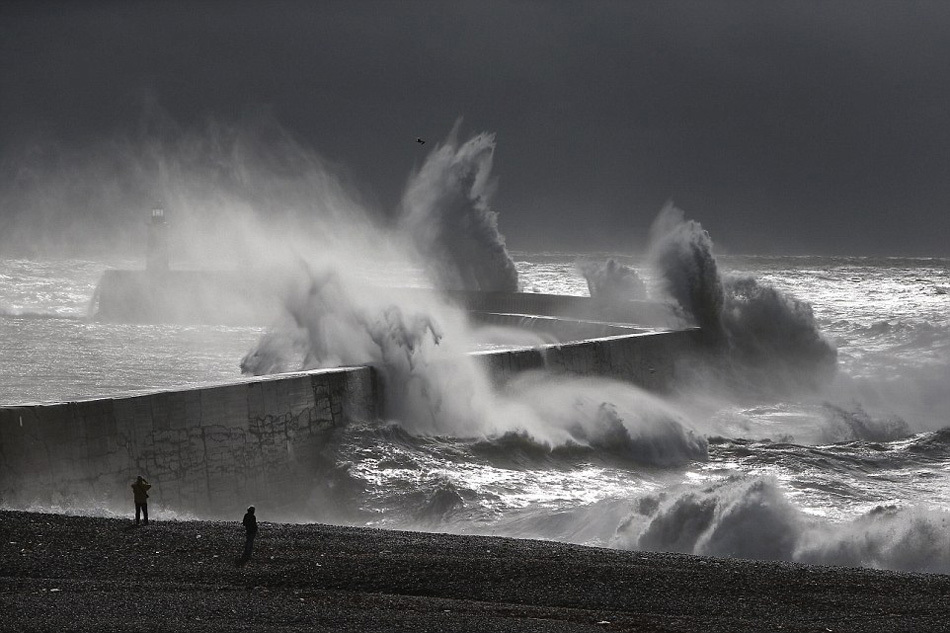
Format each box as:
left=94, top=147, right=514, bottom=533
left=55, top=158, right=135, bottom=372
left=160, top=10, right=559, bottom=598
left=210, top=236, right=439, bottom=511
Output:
left=131, top=476, right=151, bottom=526
left=240, top=506, right=257, bottom=564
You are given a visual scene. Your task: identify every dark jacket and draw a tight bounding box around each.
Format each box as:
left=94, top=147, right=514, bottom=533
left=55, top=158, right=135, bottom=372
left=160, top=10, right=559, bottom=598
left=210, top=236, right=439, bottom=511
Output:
left=243, top=512, right=257, bottom=536
left=131, top=479, right=151, bottom=504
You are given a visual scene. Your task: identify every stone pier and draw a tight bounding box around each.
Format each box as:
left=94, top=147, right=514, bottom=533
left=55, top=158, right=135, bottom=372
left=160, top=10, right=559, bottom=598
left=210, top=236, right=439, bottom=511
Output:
left=2, top=286, right=703, bottom=518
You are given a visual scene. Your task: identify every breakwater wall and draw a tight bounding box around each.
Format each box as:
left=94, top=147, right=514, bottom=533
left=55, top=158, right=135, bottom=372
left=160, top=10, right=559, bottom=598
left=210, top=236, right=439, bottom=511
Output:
left=0, top=367, right=378, bottom=518
left=475, top=328, right=702, bottom=393
left=469, top=311, right=647, bottom=342
left=6, top=281, right=704, bottom=518
left=1, top=328, right=702, bottom=517
left=93, top=270, right=683, bottom=328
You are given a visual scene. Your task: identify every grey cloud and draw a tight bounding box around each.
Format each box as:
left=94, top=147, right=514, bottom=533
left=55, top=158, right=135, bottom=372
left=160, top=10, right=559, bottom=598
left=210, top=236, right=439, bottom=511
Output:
left=3, top=1, right=950, bottom=255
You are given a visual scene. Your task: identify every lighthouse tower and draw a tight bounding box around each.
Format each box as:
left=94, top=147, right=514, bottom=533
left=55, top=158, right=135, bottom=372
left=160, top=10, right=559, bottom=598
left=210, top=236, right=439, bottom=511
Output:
left=146, top=206, right=169, bottom=271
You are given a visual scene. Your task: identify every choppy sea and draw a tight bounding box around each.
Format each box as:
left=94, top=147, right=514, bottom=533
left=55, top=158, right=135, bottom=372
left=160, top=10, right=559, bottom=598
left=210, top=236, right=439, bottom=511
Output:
left=2, top=252, right=950, bottom=573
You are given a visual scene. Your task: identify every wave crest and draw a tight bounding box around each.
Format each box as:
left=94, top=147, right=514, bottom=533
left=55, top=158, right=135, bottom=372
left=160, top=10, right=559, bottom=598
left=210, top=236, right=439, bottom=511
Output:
left=501, top=373, right=708, bottom=467
left=615, top=476, right=950, bottom=573
left=647, top=203, right=837, bottom=391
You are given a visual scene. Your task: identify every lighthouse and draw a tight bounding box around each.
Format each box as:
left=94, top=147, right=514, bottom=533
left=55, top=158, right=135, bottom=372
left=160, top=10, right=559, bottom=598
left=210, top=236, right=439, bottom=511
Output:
left=146, top=206, right=169, bottom=271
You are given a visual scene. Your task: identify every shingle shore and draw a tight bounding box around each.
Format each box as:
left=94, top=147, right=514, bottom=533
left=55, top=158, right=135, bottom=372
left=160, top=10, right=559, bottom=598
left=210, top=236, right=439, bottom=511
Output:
left=2, top=510, right=949, bottom=632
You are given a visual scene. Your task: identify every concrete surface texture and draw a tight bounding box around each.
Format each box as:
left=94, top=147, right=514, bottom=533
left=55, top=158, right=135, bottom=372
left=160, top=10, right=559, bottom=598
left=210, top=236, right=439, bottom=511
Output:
left=2, top=288, right=703, bottom=518
left=0, top=367, right=376, bottom=516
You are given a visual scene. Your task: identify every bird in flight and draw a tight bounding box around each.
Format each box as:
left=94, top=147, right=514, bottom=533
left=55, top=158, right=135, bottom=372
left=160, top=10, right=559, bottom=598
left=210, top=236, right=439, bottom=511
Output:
left=416, top=137, right=426, bottom=145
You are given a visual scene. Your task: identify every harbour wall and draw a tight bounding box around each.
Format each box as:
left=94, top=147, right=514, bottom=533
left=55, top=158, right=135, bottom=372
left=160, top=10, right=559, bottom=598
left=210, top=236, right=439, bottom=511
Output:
left=93, top=270, right=683, bottom=328
left=475, top=328, right=701, bottom=393
left=0, top=367, right=379, bottom=518
left=5, top=281, right=704, bottom=517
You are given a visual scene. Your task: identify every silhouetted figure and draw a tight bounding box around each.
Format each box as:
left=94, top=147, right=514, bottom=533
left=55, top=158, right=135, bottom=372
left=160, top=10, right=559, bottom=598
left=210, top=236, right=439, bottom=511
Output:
left=416, top=137, right=426, bottom=145
left=239, top=506, right=257, bottom=564
left=131, top=476, right=151, bottom=526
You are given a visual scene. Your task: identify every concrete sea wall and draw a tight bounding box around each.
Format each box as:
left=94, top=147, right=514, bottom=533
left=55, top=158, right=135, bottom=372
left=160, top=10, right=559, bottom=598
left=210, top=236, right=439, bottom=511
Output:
left=0, top=367, right=377, bottom=517
left=1, top=311, right=702, bottom=518
left=445, top=290, right=682, bottom=327
left=94, top=271, right=683, bottom=329
left=476, top=328, right=702, bottom=393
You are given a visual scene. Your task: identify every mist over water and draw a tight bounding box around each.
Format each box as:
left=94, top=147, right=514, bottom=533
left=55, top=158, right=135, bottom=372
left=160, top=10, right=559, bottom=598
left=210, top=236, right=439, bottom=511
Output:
left=0, top=109, right=382, bottom=270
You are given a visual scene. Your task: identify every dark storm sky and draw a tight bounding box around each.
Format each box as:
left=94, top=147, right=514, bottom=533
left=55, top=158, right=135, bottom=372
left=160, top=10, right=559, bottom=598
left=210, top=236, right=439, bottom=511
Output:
left=3, top=1, right=950, bottom=255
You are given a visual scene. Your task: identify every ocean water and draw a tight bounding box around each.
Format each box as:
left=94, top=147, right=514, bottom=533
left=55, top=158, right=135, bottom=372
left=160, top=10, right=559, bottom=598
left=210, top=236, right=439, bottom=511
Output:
left=3, top=253, right=950, bottom=574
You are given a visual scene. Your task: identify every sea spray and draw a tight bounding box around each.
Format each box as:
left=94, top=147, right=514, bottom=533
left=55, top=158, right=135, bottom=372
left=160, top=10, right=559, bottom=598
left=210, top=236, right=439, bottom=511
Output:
left=500, top=373, right=708, bottom=467
left=647, top=202, right=837, bottom=389
left=239, top=326, right=307, bottom=375
left=820, top=402, right=910, bottom=443
left=0, top=110, right=377, bottom=267
left=614, top=475, right=950, bottom=573
left=238, top=125, right=703, bottom=463
left=623, top=476, right=802, bottom=561
left=243, top=260, right=705, bottom=465
left=795, top=504, right=950, bottom=573
left=242, top=260, right=495, bottom=436
left=831, top=317, right=950, bottom=433
left=576, top=258, right=647, bottom=302
left=648, top=203, right=725, bottom=340
left=399, top=123, right=519, bottom=293
left=722, top=275, right=837, bottom=384
left=233, top=242, right=711, bottom=484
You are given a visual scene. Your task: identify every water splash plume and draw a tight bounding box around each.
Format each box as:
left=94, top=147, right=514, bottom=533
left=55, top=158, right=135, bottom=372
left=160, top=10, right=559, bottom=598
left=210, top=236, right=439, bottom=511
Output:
left=614, top=476, right=950, bottom=573
left=242, top=260, right=494, bottom=436
left=244, top=259, right=705, bottom=466
left=399, top=121, right=519, bottom=292
left=648, top=203, right=725, bottom=340
left=647, top=202, right=837, bottom=389
left=577, top=258, right=647, bottom=302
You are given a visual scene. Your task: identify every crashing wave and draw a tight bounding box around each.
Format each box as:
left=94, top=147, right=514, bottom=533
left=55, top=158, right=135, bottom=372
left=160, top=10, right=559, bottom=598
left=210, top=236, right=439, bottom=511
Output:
left=614, top=475, right=950, bottom=573
left=647, top=203, right=837, bottom=390
left=399, top=122, right=519, bottom=293
left=576, top=258, right=647, bottom=302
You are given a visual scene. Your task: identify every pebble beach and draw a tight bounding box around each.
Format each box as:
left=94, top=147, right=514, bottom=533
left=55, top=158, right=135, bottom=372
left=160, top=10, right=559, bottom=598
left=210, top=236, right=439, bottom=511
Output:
left=3, top=510, right=950, bottom=632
